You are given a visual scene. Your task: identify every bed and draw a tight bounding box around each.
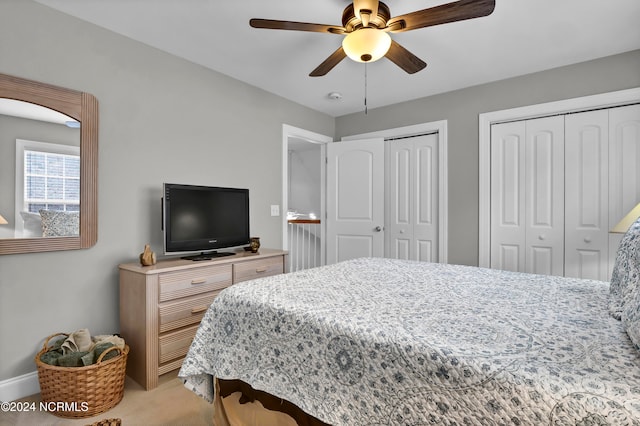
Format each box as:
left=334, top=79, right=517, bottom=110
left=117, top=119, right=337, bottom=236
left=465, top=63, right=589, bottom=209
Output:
left=179, top=223, right=640, bottom=425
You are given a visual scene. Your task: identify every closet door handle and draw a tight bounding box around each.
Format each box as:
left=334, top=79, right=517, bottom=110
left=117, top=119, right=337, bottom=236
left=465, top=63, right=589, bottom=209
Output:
left=538, top=234, right=545, bottom=241
left=374, top=226, right=383, bottom=232
left=584, top=236, right=592, bottom=243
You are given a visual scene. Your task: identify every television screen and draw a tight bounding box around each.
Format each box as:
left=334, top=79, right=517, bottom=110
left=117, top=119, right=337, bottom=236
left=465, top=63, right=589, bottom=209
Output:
left=163, top=183, right=249, bottom=260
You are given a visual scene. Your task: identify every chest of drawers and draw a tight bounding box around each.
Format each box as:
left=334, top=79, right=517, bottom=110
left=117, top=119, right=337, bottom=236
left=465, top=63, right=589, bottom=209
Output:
left=119, top=248, right=287, bottom=390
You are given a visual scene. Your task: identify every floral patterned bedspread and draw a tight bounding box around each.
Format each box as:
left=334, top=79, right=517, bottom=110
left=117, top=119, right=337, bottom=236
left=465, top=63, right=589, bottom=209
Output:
left=179, top=258, right=640, bottom=425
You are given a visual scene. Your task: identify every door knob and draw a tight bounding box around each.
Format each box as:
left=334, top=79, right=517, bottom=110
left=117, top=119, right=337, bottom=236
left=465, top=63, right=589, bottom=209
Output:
left=584, top=236, right=592, bottom=243
left=374, top=226, right=383, bottom=232
left=538, top=234, right=545, bottom=241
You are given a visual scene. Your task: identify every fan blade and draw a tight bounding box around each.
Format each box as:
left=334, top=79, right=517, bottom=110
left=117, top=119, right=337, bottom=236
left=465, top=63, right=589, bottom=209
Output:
left=385, top=40, right=427, bottom=74
left=250, top=19, right=346, bottom=34
left=309, top=47, right=347, bottom=77
left=388, top=0, right=495, bottom=33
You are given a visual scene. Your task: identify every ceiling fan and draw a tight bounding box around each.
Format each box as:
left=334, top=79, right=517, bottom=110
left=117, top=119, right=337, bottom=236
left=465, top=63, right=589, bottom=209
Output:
left=250, top=0, right=496, bottom=77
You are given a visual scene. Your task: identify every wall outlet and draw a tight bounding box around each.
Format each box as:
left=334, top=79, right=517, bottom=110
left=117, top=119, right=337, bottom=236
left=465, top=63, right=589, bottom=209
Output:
left=270, top=205, right=280, bottom=216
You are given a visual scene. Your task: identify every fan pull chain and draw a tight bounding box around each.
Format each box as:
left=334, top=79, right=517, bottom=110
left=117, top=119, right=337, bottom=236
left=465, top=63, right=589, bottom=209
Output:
left=364, top=62, right=368, bottom=115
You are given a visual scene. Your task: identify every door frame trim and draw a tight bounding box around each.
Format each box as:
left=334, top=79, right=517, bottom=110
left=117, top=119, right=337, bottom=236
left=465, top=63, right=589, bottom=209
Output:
left=478, top=87, right=640, bottom=267
left=282, top=124, right=332, bottom=266
left=342, top=120, right=448, bottom=263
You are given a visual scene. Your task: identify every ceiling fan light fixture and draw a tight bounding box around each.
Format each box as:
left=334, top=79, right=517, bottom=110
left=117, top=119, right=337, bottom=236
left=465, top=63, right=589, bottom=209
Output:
left=342, top=28, right=391, bottom=63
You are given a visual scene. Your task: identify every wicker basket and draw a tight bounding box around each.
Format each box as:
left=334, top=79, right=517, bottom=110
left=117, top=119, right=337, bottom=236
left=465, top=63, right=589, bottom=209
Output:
left=86, top=418, right=122, bottom=426
left=34, top=333, right=129, bottom=419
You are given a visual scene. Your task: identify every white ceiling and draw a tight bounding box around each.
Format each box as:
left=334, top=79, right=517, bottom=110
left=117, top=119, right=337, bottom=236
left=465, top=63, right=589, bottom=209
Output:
left=34, top=0, right=640, bottom=117
left=0, top=98, right=78, bottom=126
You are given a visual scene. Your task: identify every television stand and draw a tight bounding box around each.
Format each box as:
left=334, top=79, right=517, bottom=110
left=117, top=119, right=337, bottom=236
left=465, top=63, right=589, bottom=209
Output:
left=182, top=251, right=235, bottom=261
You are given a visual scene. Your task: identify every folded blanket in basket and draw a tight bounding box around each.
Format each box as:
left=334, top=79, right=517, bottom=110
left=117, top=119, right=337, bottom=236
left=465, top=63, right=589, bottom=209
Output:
left=80, top=342, right=120, bottom=366
left=39, top=350, right=62, bottom=366
left=40, top=330, right=125, bottom=367
left=57, top=351, right=90, bottom=367
left=93, top=335, right=125, bottom=350
left=61, top=328, right=93, bottom=355
left=42, top=344, right=118, bottom=367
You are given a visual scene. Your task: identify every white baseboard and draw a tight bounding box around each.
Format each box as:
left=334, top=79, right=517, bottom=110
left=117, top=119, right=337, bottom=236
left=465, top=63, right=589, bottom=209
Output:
left=0, top=371, right=40, bottom=402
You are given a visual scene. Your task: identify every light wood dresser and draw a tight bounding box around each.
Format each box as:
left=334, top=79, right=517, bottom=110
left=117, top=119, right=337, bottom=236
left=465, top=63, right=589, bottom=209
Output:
left=119, top=248, right=288, bottom=390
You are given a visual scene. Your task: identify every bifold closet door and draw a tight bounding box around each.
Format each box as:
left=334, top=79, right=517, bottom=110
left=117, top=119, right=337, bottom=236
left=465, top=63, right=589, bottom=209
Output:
left=564, top=109, right=609, bottom=281
left=490, top=116, right=565, bottom=275
left=386, top=134, right=439, bottom=262
left=490, top=121, right=526, bottom=272
left=525, top=117, right=565, bottom=275
left=564, top=104, right=640, bottom=281
left=609, top=104, right=640, bottom=276
left=489, top=104, right=640, bottom=278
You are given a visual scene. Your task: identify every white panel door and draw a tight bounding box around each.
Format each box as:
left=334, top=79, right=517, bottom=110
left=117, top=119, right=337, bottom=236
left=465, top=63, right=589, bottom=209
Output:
left=565, top=110, right=609, bottom=280
left=491, top=117, right=564, bottom=275
left=490, top=121, right=526, bottom=272
left=387, top=142, right=412, bottom=260
left=326, top=139, right=385, bottom=264
left=488, top=103, right=640, bottom=278
left=386, top=134, right=439, bottom=262
left=609, top=104, right=640, bottom=276
left=525, top=116, right=565, bottom=276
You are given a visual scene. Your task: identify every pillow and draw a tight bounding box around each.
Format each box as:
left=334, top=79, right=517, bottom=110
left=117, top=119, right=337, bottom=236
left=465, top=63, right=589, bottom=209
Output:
left=608, top=216, right=640, bottom=320
left=39, top=210, right=79, bottom=237
left=621, top=234, right=640, bottom=350
left=19, top=211, right=43, bottom=237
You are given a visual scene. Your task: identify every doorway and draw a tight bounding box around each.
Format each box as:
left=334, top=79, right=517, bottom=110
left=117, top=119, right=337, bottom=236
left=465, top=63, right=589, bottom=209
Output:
left=282, top=124, right=332, bottom=271
left=282, top=120, right=449, bottom=269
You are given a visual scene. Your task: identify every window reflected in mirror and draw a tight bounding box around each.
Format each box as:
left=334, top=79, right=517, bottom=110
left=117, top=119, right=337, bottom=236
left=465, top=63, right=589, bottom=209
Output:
left=0, top=99, right=80, bottom=239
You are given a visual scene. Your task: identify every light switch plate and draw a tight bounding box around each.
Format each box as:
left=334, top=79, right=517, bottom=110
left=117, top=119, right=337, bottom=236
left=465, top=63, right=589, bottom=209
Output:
left=270, top=205, right=280, bottom=216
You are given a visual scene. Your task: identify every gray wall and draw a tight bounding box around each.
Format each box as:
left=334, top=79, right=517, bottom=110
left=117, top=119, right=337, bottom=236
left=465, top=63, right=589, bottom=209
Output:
left=336, top=49, right=640, bottom=266
left=289, top=146, right=322, bottom=217
left=0, top=0, right=334, bottom=381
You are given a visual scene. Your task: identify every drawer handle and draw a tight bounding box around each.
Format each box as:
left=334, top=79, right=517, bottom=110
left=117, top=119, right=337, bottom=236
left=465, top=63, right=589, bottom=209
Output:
left=191, top=305, right=208, bottom=314
left=255, top=268, right=267, bottom=273
left=191, top=279, right=207, bottom=285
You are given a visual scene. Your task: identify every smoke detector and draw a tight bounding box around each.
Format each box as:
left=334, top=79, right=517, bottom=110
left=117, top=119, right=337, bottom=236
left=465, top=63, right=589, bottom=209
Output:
left=327, top=92, right=343, bottom=100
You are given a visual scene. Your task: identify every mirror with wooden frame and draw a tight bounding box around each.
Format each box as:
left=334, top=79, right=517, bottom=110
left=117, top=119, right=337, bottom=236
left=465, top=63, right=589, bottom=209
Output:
left=0, top=73, right=98, bottom=254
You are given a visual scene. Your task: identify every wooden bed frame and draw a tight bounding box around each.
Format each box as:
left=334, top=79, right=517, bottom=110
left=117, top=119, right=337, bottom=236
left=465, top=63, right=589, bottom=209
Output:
left=215, top=378, right=329, bottom=426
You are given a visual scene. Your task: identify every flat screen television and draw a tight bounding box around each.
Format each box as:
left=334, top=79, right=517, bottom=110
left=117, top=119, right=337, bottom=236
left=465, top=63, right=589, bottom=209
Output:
left=162, top=183, right=250, bottom=260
